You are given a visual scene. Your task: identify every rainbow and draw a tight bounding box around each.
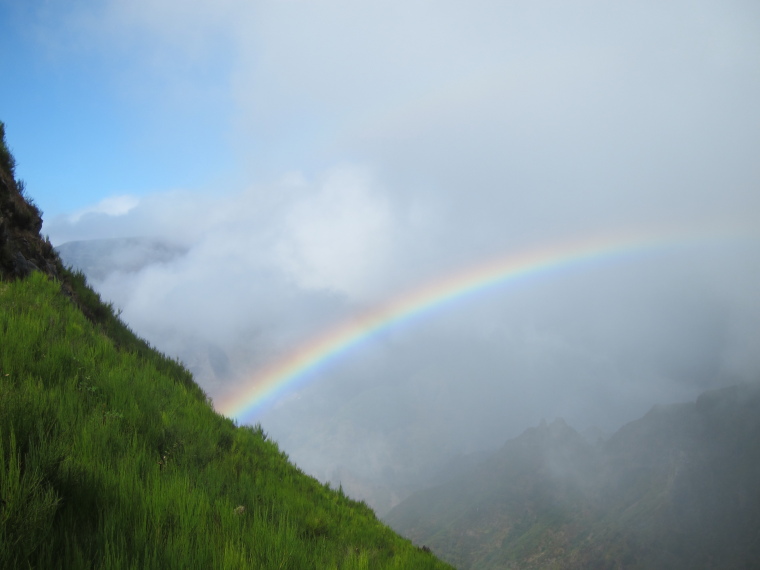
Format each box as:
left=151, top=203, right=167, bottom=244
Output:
left=215, top=227, right=747, bottom=424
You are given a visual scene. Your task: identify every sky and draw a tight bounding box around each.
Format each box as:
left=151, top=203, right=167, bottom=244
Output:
left=2, top=0, right=760, bottom=512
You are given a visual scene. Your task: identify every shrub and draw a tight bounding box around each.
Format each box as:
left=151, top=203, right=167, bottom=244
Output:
left=0, top=121, right=17, bottom=178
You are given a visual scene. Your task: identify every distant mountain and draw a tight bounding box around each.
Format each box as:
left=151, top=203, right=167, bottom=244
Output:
left=56, top=237, right=187, bottom=282
left=385, top=383, right=760, bottom=569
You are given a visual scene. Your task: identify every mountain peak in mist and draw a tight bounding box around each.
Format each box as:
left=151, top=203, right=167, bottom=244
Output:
left=56, top=237, right=187, bottom=282
left=387, top=382, right=760, bottom=569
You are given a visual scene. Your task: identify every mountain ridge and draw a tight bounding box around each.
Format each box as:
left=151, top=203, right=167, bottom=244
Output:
left=385, top=383, right=760, bottom=569
left=55, top=237, right=188, bottom=281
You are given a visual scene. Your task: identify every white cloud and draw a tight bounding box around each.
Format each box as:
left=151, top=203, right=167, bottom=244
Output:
left=275, top=167, right=393, bottom=298
left=68, top=194, right=139, bottom=223
left=40, top=0, right=760, bottom=511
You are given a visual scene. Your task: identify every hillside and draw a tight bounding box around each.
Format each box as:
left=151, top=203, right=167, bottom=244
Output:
left=385, top=384, right=760, bottom=569
left=0, top=122, right=452, bottom=569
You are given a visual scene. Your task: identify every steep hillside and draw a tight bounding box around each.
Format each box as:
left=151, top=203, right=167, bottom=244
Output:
left=386, top=385, right=760, bottom=569
left=55, top=237, right=239, bottom=393
left=0, top=122, right=452, bottom=569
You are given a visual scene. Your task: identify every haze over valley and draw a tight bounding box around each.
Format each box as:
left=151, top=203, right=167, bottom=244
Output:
left=4, top=0, right=760, bottom=551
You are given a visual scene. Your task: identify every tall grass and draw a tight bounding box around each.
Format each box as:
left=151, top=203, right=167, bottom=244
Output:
left=0, top=272, right=449, bottom=569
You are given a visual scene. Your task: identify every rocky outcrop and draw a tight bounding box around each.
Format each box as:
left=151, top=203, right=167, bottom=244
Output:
left=0, top=153, right=63, bottom=281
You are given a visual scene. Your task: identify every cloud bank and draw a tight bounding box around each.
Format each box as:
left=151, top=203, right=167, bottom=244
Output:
left=44, top=0, right=760, bottom=511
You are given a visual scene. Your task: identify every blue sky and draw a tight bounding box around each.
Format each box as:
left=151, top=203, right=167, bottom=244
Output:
left=3, top=0, right=760, bottom=510
left=0, top=1, right=239, bottom=216
left=4, top=0, right=759, bottom=230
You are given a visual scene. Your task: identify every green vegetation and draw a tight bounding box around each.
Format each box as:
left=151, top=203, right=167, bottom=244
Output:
left=1, top=121, right=47, bottom=279
left=0, top=124, right=450, bottom=569
left=0, top=121, right=35, bottom=218
left=386, top=396, right=760, bottom=569
left=0, top=272, right=449, bottom=569
left=0, top=121, right=16, bottom=179
left=62, top=266, right=206, bottom=402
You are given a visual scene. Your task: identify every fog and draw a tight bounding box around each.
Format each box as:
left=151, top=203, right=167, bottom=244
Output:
left=45, top=0, right=760, bottom=512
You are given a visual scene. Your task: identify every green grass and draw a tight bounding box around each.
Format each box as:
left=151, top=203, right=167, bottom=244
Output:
left=0, top=272, right=451, bottom=569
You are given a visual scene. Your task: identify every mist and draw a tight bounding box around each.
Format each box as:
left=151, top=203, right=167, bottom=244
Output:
left=44, top=0, right=760, bottom=512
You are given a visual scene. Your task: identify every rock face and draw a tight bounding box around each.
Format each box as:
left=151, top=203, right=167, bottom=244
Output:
left=0, top=124, right=113, bottom=333
left=0, top=131, right=63, bottom=281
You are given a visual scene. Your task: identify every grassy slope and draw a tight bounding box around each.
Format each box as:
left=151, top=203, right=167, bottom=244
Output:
left=0, top=121, right=451, bottom=568
left=0, top=270, right=451, bottom=570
